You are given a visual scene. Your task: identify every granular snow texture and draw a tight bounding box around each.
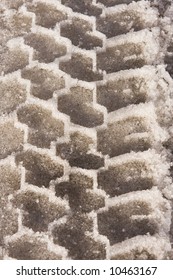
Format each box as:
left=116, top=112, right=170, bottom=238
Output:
left=0, top=0, right=173, bottom=260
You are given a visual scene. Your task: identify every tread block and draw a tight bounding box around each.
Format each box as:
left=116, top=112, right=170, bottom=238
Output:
left=97, top=0, right=140, bottom=6
left=1, top=9, right=32, bottom=42
left=58, top=86, right=104, bottom=127
left=97, top=115, right=151, bottom=157
left=98, top=150, right=169, bottom=196
left=98, top=189, right=170, bottom=245
left=96, top=2, right=157, bottom=38
left=59, top=53, right=103, bottom=82
left=97, top=103, right=165, bottom=158
left=67, top=154, right=104, bottom=169
left=69, top=172, right=93, bottom=189
left=57, top=131, right=93, bottom=156
left=56, top=181, right=104, bottom=212
left=24, top=32, right=66, bottom=63
left=7, top=233, right=65, bottom=260
left=17, top=104, right=64, bottom=148
left=56, top=172, right=105, bottom=212
left=61, top=17, right=103, bottom=50
left=0, top=122, right=24, bottom=159
left=97, top=30, right=159, bottom=73
left=57, top=131, right=104, bottom=169
left=0, top=46, right=29, bottom=75
left=16, top=149, right=64, bottom=187
left=21, top=65, right=65, bottom=100
left=98, top=158, right=153, bottom=197
left=27, top=1, right=67, bottom=28
left=52, top=213, right=106, bottom=259
left=0, top=77, right=27, bottom=114
left=12, top=188, right=69, bottom=232
left=97, top=70, right=149, bottom=112
left=61, top=0, right=102, bottom=16
left=110, top=236, right=171, bottom=260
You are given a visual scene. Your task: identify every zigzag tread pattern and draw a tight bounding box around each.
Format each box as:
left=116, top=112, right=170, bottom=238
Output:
left=0, top=0, right=173, bottom=260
